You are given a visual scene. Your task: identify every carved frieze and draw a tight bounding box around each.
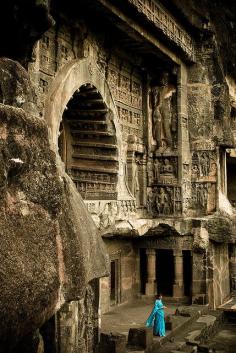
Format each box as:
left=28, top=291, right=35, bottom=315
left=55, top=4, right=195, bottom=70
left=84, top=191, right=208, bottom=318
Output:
left=85, top=200, right=136, bottom=229
left=107, top=59, right=143, bottom=142
left=127, top=0, right=195, bottom=60
left=138, top=236, right=193, bottom=250
left=70, top=170, right=117, bottom=200
left=191, top=140, right=216, bottom=151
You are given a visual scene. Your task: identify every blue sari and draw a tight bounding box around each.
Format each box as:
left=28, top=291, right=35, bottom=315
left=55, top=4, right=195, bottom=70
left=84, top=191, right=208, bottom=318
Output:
left=145, top=299, right=165, bottom=336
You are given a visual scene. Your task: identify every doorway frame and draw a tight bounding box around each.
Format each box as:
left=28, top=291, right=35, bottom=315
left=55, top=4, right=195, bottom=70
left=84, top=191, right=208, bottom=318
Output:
left=110, top=253, right=121, bottom=306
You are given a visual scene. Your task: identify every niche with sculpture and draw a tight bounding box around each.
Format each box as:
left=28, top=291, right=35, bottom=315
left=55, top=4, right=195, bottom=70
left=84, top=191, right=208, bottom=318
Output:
left=150, top=71, right=178, bottom=153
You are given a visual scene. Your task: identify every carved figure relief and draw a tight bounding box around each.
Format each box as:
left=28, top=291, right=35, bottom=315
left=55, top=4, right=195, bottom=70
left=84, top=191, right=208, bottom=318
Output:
left=147, top=189, right=155, bottom=214
left=192, top=151, right=217, bottom=182
left=85, top=200, right=136, bottom=229
left=147, top=158, right=154, bottom=186
left=150, top=73, right=177, bottom=152
left=132, top=159, right=140, bottom=199
left=156, top=187, right=173, bottom=215
left=153, top=156, right=178, bottom=184
left=99, top=202, right=114, bottom=229
left=107, top=58, right=143, bottom=142
left=191, top=183, right=208, bottom=212
left=146, top=186, right=182, bottom=216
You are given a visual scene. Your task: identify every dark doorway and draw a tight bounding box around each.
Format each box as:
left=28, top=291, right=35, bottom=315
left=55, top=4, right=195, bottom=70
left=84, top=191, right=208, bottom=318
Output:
left=110, top=260, right=119, bottom=305
left=183, top=250, right=192, bottom=297
left=227, top=155, right=236, bottom=207
left=40, top=315, right=57, bottom=353
left=140, top=248, right=147, bottom=294
left=156, top=249, right=174, bottom=296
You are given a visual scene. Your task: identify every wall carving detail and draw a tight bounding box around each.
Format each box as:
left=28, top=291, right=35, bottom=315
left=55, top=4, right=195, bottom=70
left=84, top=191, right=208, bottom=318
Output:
left=153, top=156, right=178, bottom=185
left=191, top=151, right=217, bottom=182
left=85, top=200, right=136, bottom=229
left=127, top=0, right=195, bottom=60
left=150, top=73, right=178, bottom=152
left=147, top=186, right=181, bottom=216
left=107, top=58, right=144, bottom=143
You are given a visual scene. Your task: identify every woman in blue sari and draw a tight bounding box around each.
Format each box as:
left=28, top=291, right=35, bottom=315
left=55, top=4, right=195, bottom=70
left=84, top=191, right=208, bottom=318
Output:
left=145, top=294, right=166, bottom=336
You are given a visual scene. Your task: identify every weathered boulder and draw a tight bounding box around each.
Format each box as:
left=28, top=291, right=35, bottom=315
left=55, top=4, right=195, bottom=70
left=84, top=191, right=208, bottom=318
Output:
left=0, top=58, right=108, bottom=351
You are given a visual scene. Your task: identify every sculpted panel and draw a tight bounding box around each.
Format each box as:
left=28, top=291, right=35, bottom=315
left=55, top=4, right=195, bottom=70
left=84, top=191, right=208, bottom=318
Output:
left=107, top=58, right=144, bottom=143
left=147, top=186, right=182, bottom=216
left=153, top=156, right=178, bottom=184
left=85, top=200, right=136, bottom=230
left=192, top=151, right=217, bottom=182
left=191, top=182, right=216, bottom=215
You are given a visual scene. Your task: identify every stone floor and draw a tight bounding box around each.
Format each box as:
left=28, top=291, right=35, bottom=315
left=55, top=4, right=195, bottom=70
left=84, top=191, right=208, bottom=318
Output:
left=209, top=322, right=236, bottom=352
left=101, top=297, right=176, bottom=337
left=100, top=299, right=234, bottom=352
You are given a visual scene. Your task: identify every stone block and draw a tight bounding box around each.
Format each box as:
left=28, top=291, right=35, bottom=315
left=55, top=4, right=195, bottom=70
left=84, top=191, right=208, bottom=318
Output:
left=99, top=332, right=126, bottom=353
left=198, top=344, right=212, bottom=352
left=127, top=327, right=153, bottom=350
left=192, top=294, right=207, bottom=305
left=165, top=315, right=173, bottom=330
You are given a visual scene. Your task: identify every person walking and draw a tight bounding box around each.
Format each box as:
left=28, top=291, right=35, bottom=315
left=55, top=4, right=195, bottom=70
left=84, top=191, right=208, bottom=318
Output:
left=145, top=294, right=166, bottom=337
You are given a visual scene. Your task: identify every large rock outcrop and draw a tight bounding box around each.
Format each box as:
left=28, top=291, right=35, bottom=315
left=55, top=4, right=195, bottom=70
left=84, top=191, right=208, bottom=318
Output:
left=0, top=58, right=108, bottom=351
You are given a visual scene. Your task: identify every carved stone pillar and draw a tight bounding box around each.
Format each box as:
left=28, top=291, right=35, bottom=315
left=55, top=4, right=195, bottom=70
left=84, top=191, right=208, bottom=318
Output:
left=230, top=245, right=236, bottom=293
left=145, top=249, right=157, bottom=296
left=173, top=250, right=184, bottom=298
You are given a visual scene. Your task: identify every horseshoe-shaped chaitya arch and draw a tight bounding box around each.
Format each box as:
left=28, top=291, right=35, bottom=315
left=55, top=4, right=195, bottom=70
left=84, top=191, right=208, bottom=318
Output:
left=45, top=59, right=131, bottom=201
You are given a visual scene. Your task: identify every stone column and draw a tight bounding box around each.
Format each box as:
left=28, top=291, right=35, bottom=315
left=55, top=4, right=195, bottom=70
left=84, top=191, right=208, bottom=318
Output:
left=173, top=250, right=184, bottom=298
left=56, top=301, right=79, bottom=353
left=145, top=249, right=157, bottom=296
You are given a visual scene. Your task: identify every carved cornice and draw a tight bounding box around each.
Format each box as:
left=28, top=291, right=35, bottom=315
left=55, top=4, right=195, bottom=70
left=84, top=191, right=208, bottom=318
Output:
left=127, top=0, right=195, bottom=61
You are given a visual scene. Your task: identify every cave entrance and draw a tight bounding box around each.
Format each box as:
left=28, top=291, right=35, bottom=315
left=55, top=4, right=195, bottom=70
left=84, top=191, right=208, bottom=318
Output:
left=58, top=83, right=119, bottom=200
left=156, top=249, right=174, bottom=296
left=40, top=315, right=57, bottom=353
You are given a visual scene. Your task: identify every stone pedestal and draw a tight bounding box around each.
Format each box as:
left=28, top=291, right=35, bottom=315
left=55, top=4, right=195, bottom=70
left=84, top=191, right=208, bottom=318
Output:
left=173, top=250, right=184, bottom=298
left=127, top=327, right=153, bottom=350
left=145, top=249, right=157, bottom=296
left=99, top=332, right=126, bottom=353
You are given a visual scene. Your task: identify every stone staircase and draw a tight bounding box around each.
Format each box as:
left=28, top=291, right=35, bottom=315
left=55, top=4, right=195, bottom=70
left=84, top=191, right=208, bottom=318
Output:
left=98, top=306, right=225, bottom=353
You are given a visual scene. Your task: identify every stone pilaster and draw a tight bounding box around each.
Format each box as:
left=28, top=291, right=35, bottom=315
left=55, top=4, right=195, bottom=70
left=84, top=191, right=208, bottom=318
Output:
left=145, top=249, right=157, bottom=296
left=173, top=250, right=184, bottom=298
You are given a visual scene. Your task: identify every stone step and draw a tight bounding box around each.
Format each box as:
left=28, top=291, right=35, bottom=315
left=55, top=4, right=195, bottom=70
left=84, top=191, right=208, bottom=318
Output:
left=71, top=164, right=118, bottom=174
left=64, top=109, right=107, bottom=119
left=71, top=129, right=114, bottom=136
left=72, top=153, right=119, bottom=161
left=72, top=141, right=117, bottom=149
left=68, top=119, right=108, bottom=125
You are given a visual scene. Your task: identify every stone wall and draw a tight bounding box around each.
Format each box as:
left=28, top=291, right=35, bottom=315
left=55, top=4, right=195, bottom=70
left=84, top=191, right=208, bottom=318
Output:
left=101, top=239, right=139, bottom=313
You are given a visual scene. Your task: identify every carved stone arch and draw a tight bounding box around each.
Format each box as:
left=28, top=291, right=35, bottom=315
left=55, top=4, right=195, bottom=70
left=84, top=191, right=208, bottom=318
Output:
left=45, top=58, right=132, bottom=200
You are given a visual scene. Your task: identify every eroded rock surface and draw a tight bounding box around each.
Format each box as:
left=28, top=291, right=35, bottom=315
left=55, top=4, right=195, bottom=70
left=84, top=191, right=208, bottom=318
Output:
left=0, top=58, right=108, bottom=351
